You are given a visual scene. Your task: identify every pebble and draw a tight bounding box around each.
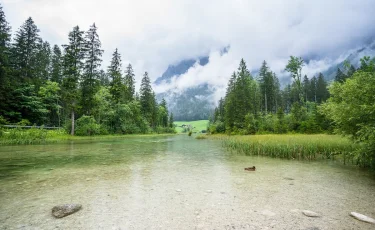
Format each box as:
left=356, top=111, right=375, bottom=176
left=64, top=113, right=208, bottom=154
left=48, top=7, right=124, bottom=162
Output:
left=261, top=210, right=276, bottom=217
left=350, top=212, right=375, bottom=224
left=206, top=190, right=212, bottom=193
left=176, top=189, right=182, bottom=192
left=302, top=210, right=320, bottom=217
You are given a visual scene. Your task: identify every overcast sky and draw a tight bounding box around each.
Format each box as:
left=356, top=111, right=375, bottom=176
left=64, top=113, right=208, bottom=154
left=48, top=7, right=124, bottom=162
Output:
left=2, top=0, right=375, bottom=100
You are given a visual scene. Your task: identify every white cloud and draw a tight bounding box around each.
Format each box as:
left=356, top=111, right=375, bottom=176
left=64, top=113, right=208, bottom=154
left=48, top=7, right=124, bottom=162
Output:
left=2, top=0, right=375, bottom=95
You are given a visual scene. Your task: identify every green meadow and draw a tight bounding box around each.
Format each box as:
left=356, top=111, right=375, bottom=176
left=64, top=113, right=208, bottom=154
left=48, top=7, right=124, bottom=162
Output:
left=174, top=120, right=209, bottom=133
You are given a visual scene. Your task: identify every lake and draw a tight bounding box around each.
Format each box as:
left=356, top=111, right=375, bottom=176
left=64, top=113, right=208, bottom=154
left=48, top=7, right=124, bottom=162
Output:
left=0, top=135, right=374, bottom=229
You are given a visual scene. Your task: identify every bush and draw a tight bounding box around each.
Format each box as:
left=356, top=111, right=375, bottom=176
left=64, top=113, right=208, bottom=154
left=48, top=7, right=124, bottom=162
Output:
left=75, top=116, right=101, bottom=136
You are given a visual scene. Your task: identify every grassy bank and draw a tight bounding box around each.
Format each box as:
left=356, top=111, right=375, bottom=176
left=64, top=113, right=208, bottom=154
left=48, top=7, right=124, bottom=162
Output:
left=0, top=128, right=174, bottom=145
left=174, top=120, right=209, bottom=133
left=210, top=134, right=358, bottom=163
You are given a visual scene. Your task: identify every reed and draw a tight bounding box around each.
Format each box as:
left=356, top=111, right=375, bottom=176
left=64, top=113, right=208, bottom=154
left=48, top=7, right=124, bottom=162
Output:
left=211, top=134, right=357, bottom=162
left=195, top=134, right=207, bottom=140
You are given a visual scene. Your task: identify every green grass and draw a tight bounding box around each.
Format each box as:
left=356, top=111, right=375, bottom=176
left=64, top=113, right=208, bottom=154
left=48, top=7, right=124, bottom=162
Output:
left=174, top=120, right=209, bottom=133
left=210, top=134, right=358, bottom=163
left=0, top=128, right=174, bottom=145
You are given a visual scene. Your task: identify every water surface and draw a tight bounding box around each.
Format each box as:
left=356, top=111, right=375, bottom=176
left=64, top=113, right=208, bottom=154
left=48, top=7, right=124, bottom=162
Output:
left=0, top=135, right=374, bottom=229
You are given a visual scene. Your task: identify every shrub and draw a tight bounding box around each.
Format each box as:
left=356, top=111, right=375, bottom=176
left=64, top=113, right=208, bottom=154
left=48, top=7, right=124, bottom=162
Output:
left=75, top=116, right=101, bottom=136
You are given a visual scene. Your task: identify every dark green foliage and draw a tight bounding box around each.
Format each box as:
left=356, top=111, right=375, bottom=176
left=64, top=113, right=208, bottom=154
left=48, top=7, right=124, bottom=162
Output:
left=75, top=116, right=101, bottom=136
left=285, top=56, right=304, bottom=103
left=321, top=65, right=375, bottom=168
left=335, top=68, right=347, bottom=83
left=11, top=17, right=42, bottom=87
left=0, top=7, right=175, bottom=137
left=124, top=64, right=135, bottom=101
left=50, top=45, right=63, bottom=83
left=140, top=72, right=155, bottom=125
left=0, top=4, right=12, bottom=118
left=210, top=58, right=334, bottom=136
left=81, top=23, right=103, bottom=115
left=108, top=48, right=124, bottom=103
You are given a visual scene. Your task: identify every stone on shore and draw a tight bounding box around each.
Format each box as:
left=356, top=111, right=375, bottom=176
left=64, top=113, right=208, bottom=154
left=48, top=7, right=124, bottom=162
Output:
left=350, top=212, right=375, bottom=224
left=52, top=204, right=82, bottom=218
left=302, top=210, right=320, bottom=217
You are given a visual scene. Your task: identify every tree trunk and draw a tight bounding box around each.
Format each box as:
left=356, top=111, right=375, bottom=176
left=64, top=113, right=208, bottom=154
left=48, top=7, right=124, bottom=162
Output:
left=71, top=110, right=75, bottom=136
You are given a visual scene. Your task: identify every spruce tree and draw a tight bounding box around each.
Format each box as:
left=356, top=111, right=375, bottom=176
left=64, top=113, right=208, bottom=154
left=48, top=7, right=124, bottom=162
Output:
left=335, top=68, right=346, bottom=83
left=81, top=23, right=103, bottom=115
left=35, top=41, right=51, bottom=83
left=0, top=4, right=12, bottom=117
left=302, top=75, right=310, bottom=103
left=169, top=113, right=174, bottom=128
left=61, top=26, right=85, bottom=135
left=124, top=63, right=135, bottom=101
left=108, top=48, right=124, bottom=103
left=11, top=17, right=42, bottom=85
left=50, top=45, right=62, bottom=83
left=140, top=72, right=154, bottom=125
left=316, top=73, right=329, bottom=103
left=159, top=98, right=169, bottom=127
left=98, top=69, right=109, bottom=86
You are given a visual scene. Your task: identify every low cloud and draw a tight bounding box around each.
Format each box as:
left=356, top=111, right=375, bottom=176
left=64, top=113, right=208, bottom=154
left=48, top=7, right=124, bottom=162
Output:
left=2, top=0, right=375, bottom=95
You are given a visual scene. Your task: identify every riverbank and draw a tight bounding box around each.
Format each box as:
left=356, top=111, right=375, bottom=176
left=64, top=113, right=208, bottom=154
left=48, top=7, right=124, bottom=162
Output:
left=208, top=134, right=358, bottom=163
left=0, top=128, right=175, bottom=145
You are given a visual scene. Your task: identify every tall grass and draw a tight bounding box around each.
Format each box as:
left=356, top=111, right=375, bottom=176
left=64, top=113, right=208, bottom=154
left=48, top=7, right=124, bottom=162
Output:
left=212, top=134, right=357, bottom=163
left=0, top=127, right=66, bottom=145
left=0, top=127, right=176, bottom=145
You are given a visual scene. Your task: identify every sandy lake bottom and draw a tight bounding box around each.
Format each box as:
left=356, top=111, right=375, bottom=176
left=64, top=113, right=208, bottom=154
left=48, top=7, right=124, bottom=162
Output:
left=0, top=135, right=374, bottom=230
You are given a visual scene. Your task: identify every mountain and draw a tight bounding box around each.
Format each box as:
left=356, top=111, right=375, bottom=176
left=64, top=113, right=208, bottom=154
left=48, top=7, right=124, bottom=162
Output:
left=154, top=42, right=375, bottom=121
left=154, top=56, right=209, bottom=85
left=154, top=55, right=213, bottom=121
left=322, top=40, right=375, bottom=81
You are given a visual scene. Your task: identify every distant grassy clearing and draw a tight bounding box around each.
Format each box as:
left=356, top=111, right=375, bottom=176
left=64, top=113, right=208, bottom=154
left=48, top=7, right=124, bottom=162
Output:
left=211, top=134, right=357, bottom=162
left=174, top=120, right=209, bottom=133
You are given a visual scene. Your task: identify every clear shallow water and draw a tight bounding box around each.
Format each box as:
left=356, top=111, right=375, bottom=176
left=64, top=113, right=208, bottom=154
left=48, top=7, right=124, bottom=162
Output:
left=0, top=135, right=374, bottom=229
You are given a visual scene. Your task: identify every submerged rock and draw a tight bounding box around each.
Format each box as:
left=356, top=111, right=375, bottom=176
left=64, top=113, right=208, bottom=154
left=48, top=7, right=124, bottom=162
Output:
left=52, top=204, right=82, bottom=218
left=350, top=212, right=375, bottom=224
left=302, top=210, right=320, bottom=217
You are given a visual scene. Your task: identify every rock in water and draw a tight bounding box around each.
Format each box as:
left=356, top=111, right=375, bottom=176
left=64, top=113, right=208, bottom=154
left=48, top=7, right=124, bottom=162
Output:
left=302, top=210, right=320, bottom=217
left=52, top=204, right=82, bottom=218
left=350, top=212, right=375, bottom=224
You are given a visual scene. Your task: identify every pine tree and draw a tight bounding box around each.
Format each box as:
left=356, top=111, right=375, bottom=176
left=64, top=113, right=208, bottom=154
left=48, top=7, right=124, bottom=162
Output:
left=35, top=41, right=51, bottom=83
left=81, top=23, right=103, bottom=115
left=140, top=72, right=154, bottom=125
left=224, top=72, right=237, bottom=130
left=259, top=60, right=269, bottom=113
left=0, top=4, right=12, bottom=117
left=169, top=113, right=174, bottom=128
left=11, top=17, right=42, bottom=85
left=335, top=68, right=346, bottom=83
left=61, top=26, right=85, bottom=135
left=309, top=76, right=317, bottom=102
left=108, top=48, right=124, bottom=103
left=302, top=75, right=310, bottom=103
left=124, top=63, right=135, bottom=101
left=316, top=73, right=329, bottom=103
left=98, top=69, right=109, bottom=86
left=50, top=45, right=62, bottom=83
left=347, top=65, right=356, bottom=77
left=159, top=98, right=169, bottom=127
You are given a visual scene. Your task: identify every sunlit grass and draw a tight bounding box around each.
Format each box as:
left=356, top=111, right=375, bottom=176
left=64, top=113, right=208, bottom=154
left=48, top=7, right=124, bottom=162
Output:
left=211, top=134, right=357, bottom=163
left=174, top=120, right=209, bottom=133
